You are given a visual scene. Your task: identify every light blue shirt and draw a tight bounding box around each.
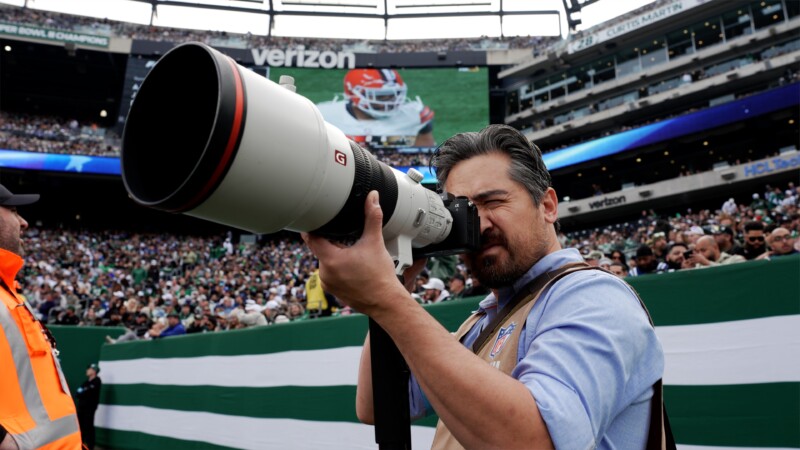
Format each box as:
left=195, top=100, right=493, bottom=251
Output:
left=410, top=248, right=664, bottom=449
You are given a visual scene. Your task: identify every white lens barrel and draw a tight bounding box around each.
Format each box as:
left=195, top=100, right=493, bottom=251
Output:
left=190, top=66, right=356, bottom=234
left=121, top=42, right=453, bottom=262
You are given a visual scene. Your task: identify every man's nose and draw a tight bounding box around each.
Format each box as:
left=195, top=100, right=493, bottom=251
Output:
left=478, top=211, right=493, bottom=235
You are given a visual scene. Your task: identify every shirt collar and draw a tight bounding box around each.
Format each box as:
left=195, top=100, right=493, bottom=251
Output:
left=476, top=248, right=584, bottom=313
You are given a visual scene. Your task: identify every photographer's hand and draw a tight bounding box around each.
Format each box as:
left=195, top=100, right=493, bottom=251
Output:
left=305, top=191, right=551, bottom=449
left=301, top=191, right=409, bottom=315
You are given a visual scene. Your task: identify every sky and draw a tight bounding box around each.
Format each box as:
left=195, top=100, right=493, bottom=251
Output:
left=1, top=0, right=659, bottom=40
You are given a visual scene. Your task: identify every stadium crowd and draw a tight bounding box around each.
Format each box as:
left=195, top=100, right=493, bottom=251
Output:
left=0, top=112, right=121, bottom=157
left=2, top=5, right=561, bottom=53
left=19, top=180, right=798, bottom=338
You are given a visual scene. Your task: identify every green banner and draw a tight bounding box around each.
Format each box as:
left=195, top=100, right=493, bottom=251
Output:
left=48, top=255, right=800, bottom=449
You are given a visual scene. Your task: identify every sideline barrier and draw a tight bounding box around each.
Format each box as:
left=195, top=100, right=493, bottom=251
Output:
left=53, top=255, right=799, bottom=449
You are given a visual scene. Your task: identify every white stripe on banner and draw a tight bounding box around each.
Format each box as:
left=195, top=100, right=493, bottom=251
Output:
left=658, top=314, right=800, bottom=386
left=103, top=316, right=800, bottom=388
left=96, top=404, right=436, bottom=450
left=102, top=347, right=362, bottom=387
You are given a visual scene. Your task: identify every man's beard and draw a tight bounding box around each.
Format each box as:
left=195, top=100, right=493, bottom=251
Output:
left=0, top=229, right=23, bottom=256
left=666, top=259, right=682, bottom=270
left=465, top=229, right=533, bottom=289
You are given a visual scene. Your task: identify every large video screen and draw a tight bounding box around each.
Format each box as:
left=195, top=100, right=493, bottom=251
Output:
left=266, top=66, right=488, bottom=149
left=119, top=59, right=488, bottom=150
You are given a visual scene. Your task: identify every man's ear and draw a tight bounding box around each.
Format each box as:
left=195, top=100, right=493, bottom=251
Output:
left=541, top=188, right=558, bottom=224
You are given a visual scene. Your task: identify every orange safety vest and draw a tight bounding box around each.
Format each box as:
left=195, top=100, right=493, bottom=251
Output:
left=0, top=249, right=82, bottom=449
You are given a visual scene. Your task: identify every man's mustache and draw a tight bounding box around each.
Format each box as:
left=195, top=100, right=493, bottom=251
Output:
left=479, top=230, right=506, bottom=250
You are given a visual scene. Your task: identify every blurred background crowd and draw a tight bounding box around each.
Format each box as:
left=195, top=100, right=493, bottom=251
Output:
left=21, top=180, right=798, bottom=340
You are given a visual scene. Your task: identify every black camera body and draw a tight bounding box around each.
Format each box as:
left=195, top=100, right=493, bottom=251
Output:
left=413, top=193, right=481, bottom=260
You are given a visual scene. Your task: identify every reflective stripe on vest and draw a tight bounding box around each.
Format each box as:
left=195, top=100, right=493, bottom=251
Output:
left=0, top=303, right=80, bottom=448
left=12, top=414, right=80, bottom=450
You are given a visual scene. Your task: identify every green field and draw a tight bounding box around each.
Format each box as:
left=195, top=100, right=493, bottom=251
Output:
left=268, top=67, right=489, bottom=145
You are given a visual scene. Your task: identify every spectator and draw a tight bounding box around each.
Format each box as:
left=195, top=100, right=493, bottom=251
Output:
left=757, top=227, right=798, bottom=259
left=37, top=293, right=58, bottom=321
left=608, top=262, right=629, bottom=278
left=597, top=257, right=614, bottom=271
left=55, top=305, right=80, bottom=325
left=420, top=277, right=450, bottom=303
left=721, top=198, right=738, bottom=216
left=447, top=274, right=467, bottom=300
left=609, top=249, right=628, bottom=268
left=105, top=312, right=153, bottom=343
left=684, top=226, right=706, bottom=245
left=663, top=243, right=689, bottom=272
left=150, top=312, right=186, bottom=338
left=286, top=302, right=308, bottom=321
left=712, top=225, right=741, bottom=255
left=628, top=245, right=667, bottom=276
left=686, top=236, right=746, bottom=268
left=735, top=221, right=768, bottom=260
left=178, top=303, right=195, bottom=329
left=650, top=232, right=669, bottom=262
left=462, top=273, right=490, bottom=298
left=240, top=302, right=268, bottom=327
left=186, top=313, right=210, bottom=334
left=583, top=250, right=605, bottom=267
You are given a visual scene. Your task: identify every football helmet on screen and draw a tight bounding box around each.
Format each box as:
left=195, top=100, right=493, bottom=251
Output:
left=344, top=69, right=408, bottom=119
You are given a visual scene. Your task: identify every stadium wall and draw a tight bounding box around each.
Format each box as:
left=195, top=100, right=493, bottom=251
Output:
left=55, top=256, right=799, bottom=449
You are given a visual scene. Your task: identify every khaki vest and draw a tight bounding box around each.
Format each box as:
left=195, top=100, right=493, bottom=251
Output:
left=430, top=263, right=669, bottom=450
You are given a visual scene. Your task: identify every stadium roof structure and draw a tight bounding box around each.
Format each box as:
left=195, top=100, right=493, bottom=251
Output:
left=3, top=0, right=615, bottom=40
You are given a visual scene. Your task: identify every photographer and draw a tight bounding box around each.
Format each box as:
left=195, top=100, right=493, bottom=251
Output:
left=303, top=125, right=666, bottom=449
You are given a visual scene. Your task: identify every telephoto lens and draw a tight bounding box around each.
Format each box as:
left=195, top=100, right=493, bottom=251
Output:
left=121, top=42, right=459, bottom=271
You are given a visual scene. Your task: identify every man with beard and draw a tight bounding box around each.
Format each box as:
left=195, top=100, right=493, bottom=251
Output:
left=734, top=220, right=767, bottom=260
left=664, top=243, right=690, bottom=271
left=628, top=244, right=668, bottom=276
left=712, top=225, right=741, bottom=255
left=687, top=236, right=746, bottom=268
left=303, top=125, right=666, bottom=449
left=0, top=184, right=82, bottom=449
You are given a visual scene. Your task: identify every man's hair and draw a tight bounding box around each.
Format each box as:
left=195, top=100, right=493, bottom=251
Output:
left=609, top=261, right=628, bottom=271
left=432, top=124, right=552, bottom=206
left=743, top=220, right=764, bottom=233
left=667, top=242, right=687, bottom=253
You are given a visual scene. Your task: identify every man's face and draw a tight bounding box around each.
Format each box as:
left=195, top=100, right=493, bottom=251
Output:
left=666, top=245, right=687, bottom=265
left=423, top=288, right=438, bottom=301
left=744, top=230, right=766, bottom=250
left=769, top=228, right=795, bottom=255
left=653, top=236, right=668, bottom=251
left=636, top=255, right=656, bottom=271
left=449, top=277, right=464, bottom=294
left=609, top=265, right=627, bottom=278
left=695, top=239, right=719, bottom=262
left=445, top=152, right=555, bottom=289
left=0, top=206, right=28, bottom=256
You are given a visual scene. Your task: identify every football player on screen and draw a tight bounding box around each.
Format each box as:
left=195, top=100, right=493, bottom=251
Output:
left=316, top=68, right=435, bottom=148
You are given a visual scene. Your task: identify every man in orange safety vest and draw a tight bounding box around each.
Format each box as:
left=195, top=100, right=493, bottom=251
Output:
left=0, top=184, right=82, bottom=449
